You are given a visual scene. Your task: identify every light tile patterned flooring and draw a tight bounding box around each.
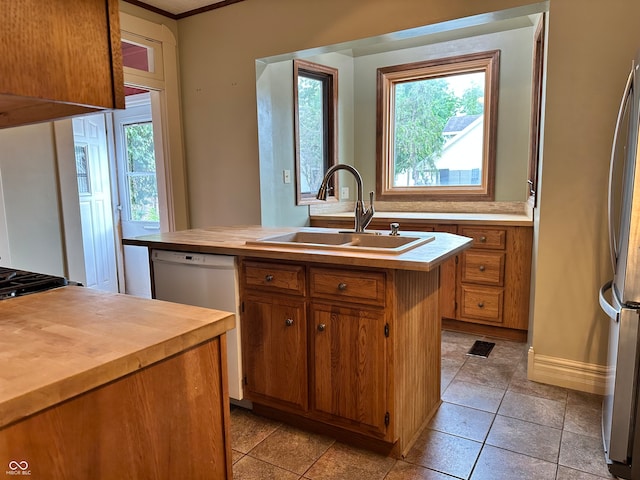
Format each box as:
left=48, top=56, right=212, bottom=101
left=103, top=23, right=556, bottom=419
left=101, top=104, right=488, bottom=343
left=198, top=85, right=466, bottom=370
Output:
left=230, top=330, right=615, bottom=479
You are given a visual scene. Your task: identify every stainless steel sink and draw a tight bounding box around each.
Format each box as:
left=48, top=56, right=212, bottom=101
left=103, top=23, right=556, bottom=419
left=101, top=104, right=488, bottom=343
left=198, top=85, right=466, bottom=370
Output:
left=246, top=230, right=434, bottom=254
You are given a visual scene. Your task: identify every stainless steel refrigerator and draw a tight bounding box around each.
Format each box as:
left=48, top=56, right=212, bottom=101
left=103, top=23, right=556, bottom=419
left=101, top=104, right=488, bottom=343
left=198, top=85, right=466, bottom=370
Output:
left=600, top=50, right=640, bottom=480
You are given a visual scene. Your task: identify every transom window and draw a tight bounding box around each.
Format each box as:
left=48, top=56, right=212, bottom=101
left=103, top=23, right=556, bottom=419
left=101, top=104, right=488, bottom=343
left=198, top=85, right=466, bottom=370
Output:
left=376, top=50, right=500, bottom=201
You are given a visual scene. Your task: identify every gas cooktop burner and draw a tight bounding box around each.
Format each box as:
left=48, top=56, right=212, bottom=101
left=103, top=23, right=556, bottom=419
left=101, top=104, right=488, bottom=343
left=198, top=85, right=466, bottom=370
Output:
left=0, top=267, right=68, bottom=300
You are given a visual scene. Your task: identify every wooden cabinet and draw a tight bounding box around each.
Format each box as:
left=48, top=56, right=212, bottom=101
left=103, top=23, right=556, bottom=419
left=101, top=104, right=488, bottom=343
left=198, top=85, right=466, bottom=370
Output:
left=0, top=0, right=124, bottom=128
left=243, top=293, right=308, bottom=410
left=310, top=217, right=532, bottom=341
left=1, top=338, right=233, bottom=479
left=311, top=302, right=388, bottom=437
left=239, top=258, right=442, bottom=456
left=454, top=225, right=532, bottom=340
left=241, top=261, right=308, bottom=410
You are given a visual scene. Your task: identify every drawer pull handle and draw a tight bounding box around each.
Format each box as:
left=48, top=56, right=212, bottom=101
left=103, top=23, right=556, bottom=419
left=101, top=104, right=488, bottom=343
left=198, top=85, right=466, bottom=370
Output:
left=285, top=318, right=294, bottom=327
left=479, top=236, right=487, bottom=243
left=478, top=302, right=485, bottom=308
left=265, top=274, right=274, bottom=282
left=479, top=265, right=486, bottom=272
left=338, top=282, right=348, bottom=291
left=318, top=323, right=326, bottom=332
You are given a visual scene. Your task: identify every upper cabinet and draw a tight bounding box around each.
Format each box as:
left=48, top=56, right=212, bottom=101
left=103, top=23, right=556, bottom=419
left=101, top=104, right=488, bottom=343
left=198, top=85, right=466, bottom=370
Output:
left=0, top=0, right=124, bottom=128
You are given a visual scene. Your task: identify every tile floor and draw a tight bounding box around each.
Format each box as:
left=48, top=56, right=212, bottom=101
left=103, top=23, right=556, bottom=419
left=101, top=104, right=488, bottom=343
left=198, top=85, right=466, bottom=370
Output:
left=230, top=330, right=615, bottom=480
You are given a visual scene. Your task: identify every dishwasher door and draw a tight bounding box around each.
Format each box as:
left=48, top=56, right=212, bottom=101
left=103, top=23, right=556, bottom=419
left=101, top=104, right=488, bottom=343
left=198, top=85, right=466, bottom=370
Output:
left=151, top=249, right=243, bottom=400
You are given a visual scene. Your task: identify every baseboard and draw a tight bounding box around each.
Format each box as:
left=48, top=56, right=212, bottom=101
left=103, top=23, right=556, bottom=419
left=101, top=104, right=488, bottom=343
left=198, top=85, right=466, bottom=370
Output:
left=527, top=347, right=608, bottom=395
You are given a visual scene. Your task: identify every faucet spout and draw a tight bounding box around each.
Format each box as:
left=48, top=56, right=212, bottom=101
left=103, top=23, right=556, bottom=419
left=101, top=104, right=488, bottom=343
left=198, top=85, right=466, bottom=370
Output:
left=316, top=164, right=375, bottom=233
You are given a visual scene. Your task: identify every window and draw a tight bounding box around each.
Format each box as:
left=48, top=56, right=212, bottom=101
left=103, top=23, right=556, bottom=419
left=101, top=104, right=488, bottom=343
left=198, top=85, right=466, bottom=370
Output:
left=123, top=121, right=159, bottom=222
left=74, top=145, right=90, bottom=195
left=376, top=50, right=500, bottom=201
left=294, top=59, right=338, bottom=204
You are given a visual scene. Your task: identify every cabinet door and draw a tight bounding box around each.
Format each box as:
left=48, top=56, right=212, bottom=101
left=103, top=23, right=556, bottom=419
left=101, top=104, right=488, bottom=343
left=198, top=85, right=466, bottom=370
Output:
left=242, top=294, right=307, bottom=410
left=310, top=302, right=388, bottom=437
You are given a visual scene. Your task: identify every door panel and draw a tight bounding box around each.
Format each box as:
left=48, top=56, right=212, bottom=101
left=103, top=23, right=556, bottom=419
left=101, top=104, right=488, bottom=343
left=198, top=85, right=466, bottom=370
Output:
left=73, top=114, right=118, bottom=292
left=311, top=302, right=387, bottom=436
left=243, top=294, right=308, bottom=410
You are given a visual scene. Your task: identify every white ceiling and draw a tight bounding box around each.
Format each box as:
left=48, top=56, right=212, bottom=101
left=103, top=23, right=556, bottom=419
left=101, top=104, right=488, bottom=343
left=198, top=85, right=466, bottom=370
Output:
left=134, top=0, right=229, bottom=16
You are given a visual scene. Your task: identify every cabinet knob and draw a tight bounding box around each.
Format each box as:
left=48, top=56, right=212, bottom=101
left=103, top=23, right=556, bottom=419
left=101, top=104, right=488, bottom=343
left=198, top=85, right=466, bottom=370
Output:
left=477, top=302, right=485, bottom=308
left=479, top=236, right=487, bottom=243
left=338, top=282, right=347, bottom=291
left=285, top=318, right=294, bottom=327
left=265, top=274, right=274, bottom=282
left=479, top=265, right=486, bottom=272
left=318, top=323, right=326, bottom=332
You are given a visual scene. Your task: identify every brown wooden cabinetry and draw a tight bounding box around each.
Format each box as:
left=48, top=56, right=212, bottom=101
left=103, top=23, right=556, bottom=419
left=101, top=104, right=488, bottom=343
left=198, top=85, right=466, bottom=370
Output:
left=241, top=261, right=308, bottom=411
left=454, top=225, right=532, bottom=340
left=1, top=338, right=232, bottom=479
left=311, top=302, right=388, bottom=437
left=310, top=217, right=533, bottom=341
left=239, top=257, right=441, bottom=456
left=0, top=0, right=124, bottom=128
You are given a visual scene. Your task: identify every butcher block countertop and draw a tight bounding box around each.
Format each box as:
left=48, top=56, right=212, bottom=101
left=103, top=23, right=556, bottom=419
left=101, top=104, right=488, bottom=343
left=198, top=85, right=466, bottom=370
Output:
left=123, top=225, right=472, bottom=272
left=310, top=211, right=533, bottom=226
left=0, top=286, right=235, bottom=429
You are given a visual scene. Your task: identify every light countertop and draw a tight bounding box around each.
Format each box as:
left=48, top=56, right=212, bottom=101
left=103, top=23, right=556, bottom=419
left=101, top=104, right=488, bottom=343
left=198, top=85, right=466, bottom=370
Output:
left=123, top=225, right=472, bottom=272
left=0, top=286, right=235, bottom=428
left=310, top=211, right=533, bottom=226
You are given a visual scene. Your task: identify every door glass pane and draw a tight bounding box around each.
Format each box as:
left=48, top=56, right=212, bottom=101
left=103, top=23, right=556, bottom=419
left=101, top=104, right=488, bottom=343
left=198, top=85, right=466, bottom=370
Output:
left=74, top=145, right=90, bottom=194
left=297, top=75, right=325, bottom=194
left=124, top=122, right=158, bottom=222
left=392, top=71, right=485, bottom=187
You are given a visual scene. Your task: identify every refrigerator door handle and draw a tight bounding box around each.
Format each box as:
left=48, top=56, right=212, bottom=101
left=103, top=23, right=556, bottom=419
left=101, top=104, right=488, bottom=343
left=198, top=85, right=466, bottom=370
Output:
left=600, top=280, right=619, bottom=321
left=608, top=68, right=634, bottom=271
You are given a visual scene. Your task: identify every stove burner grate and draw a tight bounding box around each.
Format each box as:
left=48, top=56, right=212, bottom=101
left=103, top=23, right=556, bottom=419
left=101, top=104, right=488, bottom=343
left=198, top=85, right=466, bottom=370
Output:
left=0, top=267, right=68, bottom=299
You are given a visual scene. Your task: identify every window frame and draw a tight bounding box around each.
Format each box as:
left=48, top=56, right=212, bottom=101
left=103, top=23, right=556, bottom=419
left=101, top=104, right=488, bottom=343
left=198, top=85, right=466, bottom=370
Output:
left=376, top=50, right=500, bottom=201
left=528, top=15, right=545, bottom=207
left=293, top=59, right=338, bottom=205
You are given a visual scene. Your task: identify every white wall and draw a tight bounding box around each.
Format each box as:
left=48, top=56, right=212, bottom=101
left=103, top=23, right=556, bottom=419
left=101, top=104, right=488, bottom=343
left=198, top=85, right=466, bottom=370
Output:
left=0, top=124, right=66, bottom=276
left=352, top=25, right=533, bottom=202
left=256, top=24, right=533, bottom=224
left=257, top=51, right=355, bottom=226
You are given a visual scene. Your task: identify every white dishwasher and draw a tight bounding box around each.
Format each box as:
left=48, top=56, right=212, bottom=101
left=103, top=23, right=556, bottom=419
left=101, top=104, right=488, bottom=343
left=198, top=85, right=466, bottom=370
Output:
left=151, top=249, right=243, bottom=401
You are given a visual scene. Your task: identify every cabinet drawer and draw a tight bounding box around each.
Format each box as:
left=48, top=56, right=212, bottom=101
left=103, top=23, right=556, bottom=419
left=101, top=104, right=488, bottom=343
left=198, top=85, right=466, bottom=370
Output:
left=461, top=251, right=505, bottom=286
left=243, top=261, right=305, bottom=295
left=310, top=268, right=385, bottom=306
left=460, top=227, right=506, bottom=250
left=459, top=285, right=503, bottom=323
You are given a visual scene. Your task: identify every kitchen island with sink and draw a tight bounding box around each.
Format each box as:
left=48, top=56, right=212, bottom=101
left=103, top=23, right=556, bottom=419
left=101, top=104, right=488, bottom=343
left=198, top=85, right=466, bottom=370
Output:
left=0, top=286, right=235, bottom=479
left=126, top=225, right=472, bottom=457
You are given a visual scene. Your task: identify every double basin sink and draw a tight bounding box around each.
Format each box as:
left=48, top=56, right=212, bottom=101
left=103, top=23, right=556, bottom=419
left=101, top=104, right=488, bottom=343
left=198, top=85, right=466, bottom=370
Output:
left=246, top=230, right=434, bottom=255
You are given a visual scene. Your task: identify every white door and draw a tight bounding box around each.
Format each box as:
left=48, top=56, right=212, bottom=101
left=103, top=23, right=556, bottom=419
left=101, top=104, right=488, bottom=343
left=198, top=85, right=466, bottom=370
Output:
left=72, top=115, right=118, bottom=292
left=113, top=93, right=161, bottom=298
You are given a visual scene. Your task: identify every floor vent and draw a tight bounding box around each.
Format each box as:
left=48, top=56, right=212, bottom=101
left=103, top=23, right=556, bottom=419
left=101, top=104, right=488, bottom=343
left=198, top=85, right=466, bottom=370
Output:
left=466, top=340, right=495, bottom=358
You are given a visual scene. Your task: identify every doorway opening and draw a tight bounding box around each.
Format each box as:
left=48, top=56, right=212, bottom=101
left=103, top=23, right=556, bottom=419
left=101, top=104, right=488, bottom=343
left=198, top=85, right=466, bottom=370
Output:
left=72, top=90, right=161, bottom=297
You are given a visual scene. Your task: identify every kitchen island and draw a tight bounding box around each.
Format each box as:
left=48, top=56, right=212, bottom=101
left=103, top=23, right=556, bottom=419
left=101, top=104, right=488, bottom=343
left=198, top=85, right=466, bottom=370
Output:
left=0, top=286, right=235, bottom=479
left=125, top=225, right=472, bottom=457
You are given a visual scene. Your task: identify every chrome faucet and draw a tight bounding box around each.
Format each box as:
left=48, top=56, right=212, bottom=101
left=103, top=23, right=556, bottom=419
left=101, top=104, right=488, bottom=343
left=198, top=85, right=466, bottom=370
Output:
left=316, top=164, right=375, bottom=233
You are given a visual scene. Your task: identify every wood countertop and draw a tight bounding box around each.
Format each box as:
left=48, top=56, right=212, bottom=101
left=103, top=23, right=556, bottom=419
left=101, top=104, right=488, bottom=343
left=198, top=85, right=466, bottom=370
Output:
left=310, top=211, right=533, bottom=226
left=123, top=225, right=472, bottom=272
left=0, top=286, right=235, bottom=429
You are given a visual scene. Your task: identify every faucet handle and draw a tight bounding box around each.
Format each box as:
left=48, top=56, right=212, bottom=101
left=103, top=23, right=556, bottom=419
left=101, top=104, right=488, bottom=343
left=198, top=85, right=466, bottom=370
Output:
left=369, top=191, right=375, bottom=207
left=390, top=223, right=400, bottom=236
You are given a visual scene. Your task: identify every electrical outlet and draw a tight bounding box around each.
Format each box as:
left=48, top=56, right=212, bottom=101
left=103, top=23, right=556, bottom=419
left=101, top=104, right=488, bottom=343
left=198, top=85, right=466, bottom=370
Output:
left=283, top=170, right=291, bottom=184
left=341, top=187, right=349, bottom=199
